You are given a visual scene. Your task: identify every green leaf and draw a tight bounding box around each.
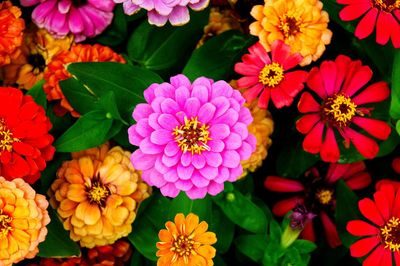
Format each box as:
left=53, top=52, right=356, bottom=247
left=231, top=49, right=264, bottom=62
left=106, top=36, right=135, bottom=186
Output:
left=67, top=62, right=163, bottom=121
left=285, top=247, right=304, bottom=266
left=26, top=80, right=47, bottom=109
left=38, top=208, right=80, bottom=257
left=95, top=5, right=127, bottom=46
left=183, top=30, right=257, bottom=81
left=168, top=192, right=212, bottom=222
left=127, top=9, right=209, bottom=77
left=391, top=50, right=400, bottom=120
left=59, top=78, right=98, bottom=115
left=208, top=207, right=234, bottom=253
left=235, top=234, right=268, bottom=262
left=213, top=185, right=267, bottom=234
left=290, top=239, right=317, bottom=254
left=335, top=179, right=361, bottom=248
left=46, top=104, right=74, bottom=136
left=54, top=110, right=113, bottom=152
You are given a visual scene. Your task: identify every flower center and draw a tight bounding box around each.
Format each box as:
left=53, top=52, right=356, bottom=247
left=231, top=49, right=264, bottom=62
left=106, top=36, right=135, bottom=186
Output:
left=0, top=119, right=19, bottom=153
left=258, top=62, right=284, bottom=87
left=322, top=94, right=357, bottom=127
left=279, top=14, right=301, bottom=37
left=0, top=210, right=13, bottom=238
left=380, top=217, right=400, bottom=252
left=28, top=53, right=46, bottom=73
left=171, top=235, right=195, bottom=258
left=315, top=189, right=334, bottom=205
left=372, top=0, right=400, bottom=12
left=87, top=180, right=110, bottom=207
left=173, top=117, right=211, bottom=155
left=72, top=0, right=87, bottom=7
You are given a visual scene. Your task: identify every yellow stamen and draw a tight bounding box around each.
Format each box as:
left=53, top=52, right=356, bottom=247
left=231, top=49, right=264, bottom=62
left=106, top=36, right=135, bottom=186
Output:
left=0, top=210, right=13, bottom=238
left=173, top=117, right=211, bottom=155
left=0, top=119, right=19, bottom=152
left=322, top=94, right=357, bottom=127
left=258, top=62, right=284, bottom=87
left=372, top=0, right=400, bottom=12
left=315, top=189, right=333, bottom=205
left=381, top=217, right=400, bottom=252
left=170, top=234, right=196, bottom=260
left=87, top=180, right=110, bottom=206
left=279, top=14, right=301, bottom=38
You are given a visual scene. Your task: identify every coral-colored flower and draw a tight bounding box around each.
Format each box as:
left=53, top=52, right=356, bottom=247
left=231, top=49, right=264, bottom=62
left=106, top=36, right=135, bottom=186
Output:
left=347, top=184, right=400, bottom=265
left=249, top=0, right=332, bottom=66
left=0, top=87, right=55, bottom=183
left=156, top=213, right=217, bottom=266
left=20, top=0, right=115, bottom=42
left=43, top=44, right=126, bottom=117
left=234, top=40, right=308, bottom=109
left=0, top=177, right=50, bottom=266
left=0, top=1, right=25, bottom=67
left=296, top=55, right=391, bottom=162
left=1, top=26, right=73, bottom=90
left=338, top=0, right=400, bottom=47
left=265, top=162, right=371, bottom=247
left=128, top=74, right=256, bottom=199
left=114, top=0, right=209, bottom=26
left=48, top=143, right=151, bottom=248
left=239, top=100, right=274, bottom=178
left=28, top=239, right=133, bottom=266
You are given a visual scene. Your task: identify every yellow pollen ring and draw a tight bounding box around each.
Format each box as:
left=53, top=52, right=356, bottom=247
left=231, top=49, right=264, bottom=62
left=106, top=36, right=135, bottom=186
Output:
left=372, top=0, right=400, bottom=12
left=0, top=211, right=13, bottom=238
left=87, top=182, right=110, bottom=205
left=279, top=14, right=301, bottom=38
left=258, top=62, right=284, bottom=87
left=315, top=189, right=333, bottom=205
left=322, top=94, right=357, bottom=127
left=170, top=235, right=196, bottom=262
left=173, top=117, right=211, bottom=155
left=381, top=217, right=400, bottom=252
left=0, top=120, right=19, bottom=152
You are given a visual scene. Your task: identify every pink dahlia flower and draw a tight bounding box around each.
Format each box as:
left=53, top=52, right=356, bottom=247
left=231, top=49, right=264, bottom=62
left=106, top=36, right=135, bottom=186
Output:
left=20, top=0, right=115, bottom=42
left=128, top=74, right=256, bottom=199
left=114, top=0, right=209, bottom=26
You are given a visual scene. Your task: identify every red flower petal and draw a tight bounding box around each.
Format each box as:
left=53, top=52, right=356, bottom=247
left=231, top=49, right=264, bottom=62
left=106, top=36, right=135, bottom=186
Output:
left=391, top=23, right=400, bottom=48
left=243, top=84, right=264, bottom=103
left=301, top=220, right=316, bottom=242
left=355, top=8, right=378, bottom=40
left=358, top=198, right=385, bottom=226
left=341, top=63, right=372, bottom=97
left=248, top=42, right=271, bottom=65
left=320, top=211, right=342, bottom=248
left=334, top=55, right=352, bottom=94
left=343, top=127, right=379, bottom=159
left=270, top=86, right=293, bottom=108
left=376, top=183, right=396, bottom=217
left=319, top=61, right=338, bottom=96
left=296, top=114, right=321, bottom=134
left=345, top=172, right=372, bottom=190
left=392, top=188, right=400, bottom=218
left=352, top=81, right=390, bottom=105
left=349, top=236, right=380, bottom=257
left=279, top=71, right=308, bottom=97
left=363, top=244, right=386, bottom=266
left=264, top=176, right=304, bottom=192
left=258, top=88, right=271, bottom=109
left=237, top=76, right=259, bottom=88
left=376, top=180, right=400, bottom=192
left=373, top=190, right=390, bottom=221
left=352, top=117, right=391, bottom=141
left=302, top=122, right=324, bottom=154
left=339, top=3, right=371, bottom=21
left=380, top=247, right=393, bottom=266
left=272, top=197, right=304, bottom=217
left=326, top=161, right=366, bottom=183
left=281, top=53, right=303, bottom=71
left=271, top=40, right=291, bottom=64
left=234, top=62, right=260, bottom=76
left=297, top=92, right=321, bottom=113
left=320, top=127, right=340, bottom=163
left=347, top=220, right=379, bottom=236
left=376, top=11, right=394, bottom=45
left=307, top=67, right=326, bottom=99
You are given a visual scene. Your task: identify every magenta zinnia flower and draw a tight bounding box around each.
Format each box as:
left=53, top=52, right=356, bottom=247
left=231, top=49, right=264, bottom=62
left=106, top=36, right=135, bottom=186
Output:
left=265, top=162, right=371, bottom=248
left=20, top=0, right=115, bottom=42
left=114, top=0, right=209, bottom=26
left=234, top=40, right=308, bottom=109
left=296, top=55, right=391, bottom=162
left=128, top=74, right=256, bottom=199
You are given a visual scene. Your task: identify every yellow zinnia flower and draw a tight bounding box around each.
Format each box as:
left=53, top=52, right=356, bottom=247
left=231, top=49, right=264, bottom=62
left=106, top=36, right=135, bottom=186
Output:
left=249, top=0, right=332, bottom=66
left=0, top=177, right=50, bottom=266
left=156, top=213, right=217, bottom=266
left=240, top=100, right=274, bottom=178
left=48, top=143, right=151, bottom=248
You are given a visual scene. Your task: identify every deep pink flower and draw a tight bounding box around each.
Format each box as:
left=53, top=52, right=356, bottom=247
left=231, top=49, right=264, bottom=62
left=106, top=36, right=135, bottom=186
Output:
left=264, top=162, right=372, bottom=248
left=114, top=0, right=209, bottom=26
left=20, top=0, right=115, bottom=42
left=234, top=40, right=308, bottom=109
left=296, top=55, right=391, bottom=162
left=128, top=74, right=256, bottom=199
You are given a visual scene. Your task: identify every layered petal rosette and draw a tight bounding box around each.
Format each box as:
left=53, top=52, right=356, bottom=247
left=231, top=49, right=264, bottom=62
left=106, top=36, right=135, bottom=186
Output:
left=0, top=177, right=50, bottom=266
left=20, top=0, right=115, bottom=42
left=48, top=143, right=151, bottom=248
left=128, top=74, right=256, bottom=199
left=296, top=55, right=391, bottom=162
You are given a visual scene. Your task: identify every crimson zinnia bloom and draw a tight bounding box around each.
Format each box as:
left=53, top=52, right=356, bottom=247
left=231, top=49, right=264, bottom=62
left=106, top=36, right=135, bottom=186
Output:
left=347, top=184, right=400, bottom=265
left=337, top=0, right=400, bottom=48
left=0, top=87, right=55, bottom=183
left=234, top=40, right=308, bottom=109
left=296, top=55, right=391, bottom=162
left=265, top=162, right=371, bottom=248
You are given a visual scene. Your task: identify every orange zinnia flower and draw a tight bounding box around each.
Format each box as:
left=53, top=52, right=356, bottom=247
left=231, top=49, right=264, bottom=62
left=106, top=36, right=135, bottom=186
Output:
left=1, top=26, right=73, bottom=90
left=156, top=213, right=217, bottom=266
left=249, top=0, right=332, bottom=66
left=48, top=143, right=151, bottom=248
left=0, top=1, right=25, bottom=67
left=43, top=44, right=126, bottom=117
left=0, top=177, right=50, bottom=266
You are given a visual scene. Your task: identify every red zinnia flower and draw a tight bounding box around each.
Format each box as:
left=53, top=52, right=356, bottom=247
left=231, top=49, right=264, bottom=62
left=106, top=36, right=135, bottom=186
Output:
left=337, top=0, right=400, bottom=48
left=347, top=184, right=400, bottom=265
left=234, top=40, right=308, bottom=109
left=265, top=162, right=371, bottom=248
left=296, top=55, right=391, bottom=163
left=0, top=87, right=55, bottom=183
